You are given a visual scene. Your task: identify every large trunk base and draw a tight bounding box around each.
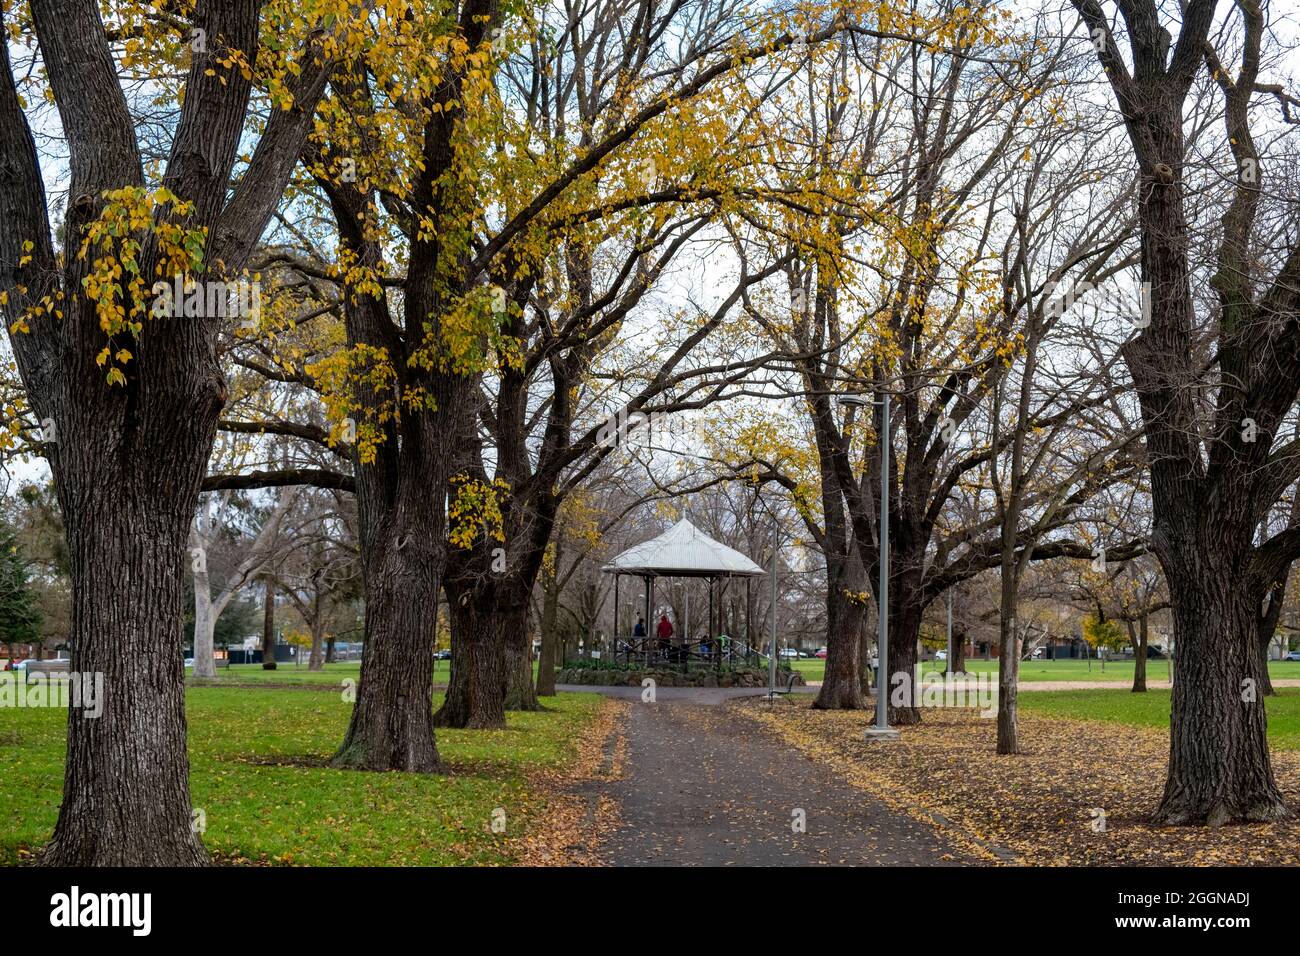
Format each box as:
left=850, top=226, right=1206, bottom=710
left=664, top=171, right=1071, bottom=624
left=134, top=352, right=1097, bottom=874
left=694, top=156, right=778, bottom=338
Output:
left=45, top=508, right=209, bottom=866
left=434, top=589, right=508, bottom=729
left=1152, top=591, right=1287, bottom=826
left=813, top=593, right=866, bottom=710
left=334, top=550, right=440, bottom=772
left=504, top=626, right=540, bottom=712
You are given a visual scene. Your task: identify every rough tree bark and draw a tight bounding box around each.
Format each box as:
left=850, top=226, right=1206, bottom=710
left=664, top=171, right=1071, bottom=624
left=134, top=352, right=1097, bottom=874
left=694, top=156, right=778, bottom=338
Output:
left=435, top=574, right=508, bottom=729
left=504, top=614, right=539, bottom=711
left=807, top=377, right=866, bottom=711
left=1256, top=574, right=1286, bottom=696
left=535, top=554, right=562, bottom=697
left=0, top=0, right=331, bottom=864
left=1076, top=0, right=1291, bottom=823
left=45, top=424, right=216, bottom=865
left=333, top=454, right=447, bottom=770
left=996, top=574, right=1021, bottom=754
left=307, top=590, right=325, bottom=671
left=886, top=562, right=924, bottom=725
left=192, top=567, right=219, bottom=680
left=260, top=576, right=278, bottom=670
left=313, top=6, right=499, bottom=767
left=813, top=569, right=867, bottom=710
left=1158, top=561, right=1282, bottom=824
left=952, top=627, right=968, bottom=674
left=1127, top=615, right=1148, bottom=693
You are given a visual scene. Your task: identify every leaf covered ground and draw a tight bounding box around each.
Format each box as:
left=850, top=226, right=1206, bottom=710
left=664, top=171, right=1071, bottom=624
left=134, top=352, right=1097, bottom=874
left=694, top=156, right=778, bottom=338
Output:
left=735, top=694, right=1300, bottom=865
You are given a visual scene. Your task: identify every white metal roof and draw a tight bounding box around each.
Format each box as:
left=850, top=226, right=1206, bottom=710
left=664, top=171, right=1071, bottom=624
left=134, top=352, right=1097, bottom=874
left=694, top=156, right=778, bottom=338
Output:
left=602, top=519, right=766, bottom=578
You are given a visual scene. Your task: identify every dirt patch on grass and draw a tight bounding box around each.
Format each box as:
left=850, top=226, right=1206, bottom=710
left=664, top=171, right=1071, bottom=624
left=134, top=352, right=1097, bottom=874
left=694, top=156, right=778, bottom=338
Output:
left=734, top=698, right=1300, bottom=865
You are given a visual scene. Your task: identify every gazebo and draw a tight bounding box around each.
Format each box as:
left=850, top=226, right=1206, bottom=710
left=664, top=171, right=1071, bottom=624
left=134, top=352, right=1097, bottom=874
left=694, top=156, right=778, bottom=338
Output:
left=602, top=518, right=767, bottom=668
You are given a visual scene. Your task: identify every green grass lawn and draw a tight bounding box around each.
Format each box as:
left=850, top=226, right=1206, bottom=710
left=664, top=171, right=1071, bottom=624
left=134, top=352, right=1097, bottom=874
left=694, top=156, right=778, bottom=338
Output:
left=791, top=660, right=825, bottom=680
left=956, top=658, right=1300, bottom=682
left=0, top=682, right=603, bottom=865
left=1018, top=687, right=1300, bottom=750
left=189, top=660, right=425, bottom=684
left=954, top=658, right=1175, bottom=682
left=786, top=658, right=1300, bottom=684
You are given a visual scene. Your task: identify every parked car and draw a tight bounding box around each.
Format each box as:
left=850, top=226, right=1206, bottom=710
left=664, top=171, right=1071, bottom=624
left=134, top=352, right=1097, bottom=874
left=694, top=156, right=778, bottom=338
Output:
left=434, top=649, right=452, bottom=660
left=1284, top=651, right=1300, bottom=662
left=814, top=648, right=827, bottom=659
left=935, top=650, right=948, bottom=661
left=184, top=658, right=195, bottom=668
left=11, top=658, right=69, bottom=673
left=779, top=648, right=800, bottom=659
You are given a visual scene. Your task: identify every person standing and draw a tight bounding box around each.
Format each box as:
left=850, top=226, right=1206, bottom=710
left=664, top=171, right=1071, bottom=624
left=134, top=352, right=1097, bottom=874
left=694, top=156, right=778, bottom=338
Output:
left=656, top=613, right=673, bottom=660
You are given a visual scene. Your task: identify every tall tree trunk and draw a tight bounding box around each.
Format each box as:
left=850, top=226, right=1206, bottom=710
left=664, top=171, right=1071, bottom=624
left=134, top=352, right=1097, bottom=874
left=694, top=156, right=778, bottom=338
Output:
left=996, top=571, right=1020, bottom=755
left=536, top=566, right=561, bottom=697
left=1079, top=5, right=1288, bottom=824
left=435, top=580, right=508, bottom=729
left=1154, top=567, right=1284, bottom=824
left=1130, top=615, right=1148, bottom=693
left=952, top=627, right=968, bottom=673
left=308, top=615, right=325, bottom=671
left=334, top=490, right=443, bottom=771
left=42, top=456, right=211, bottom=866
left=1257, top=631, right=1275, bottom=697
left=1256, top=574, right=1285, bottom=697
left=813, top=575, right=866, bottom=710
left=191, top=574, right=218, bottom=679
left=1, top=0, right=329, bottom=865
left=886, top=584, right=923, bottom=725
left=325, top=637, right=336, bottom=663
left=261, top=576, right=277, bottom=670
left=504, top=615, right=539, bottom=711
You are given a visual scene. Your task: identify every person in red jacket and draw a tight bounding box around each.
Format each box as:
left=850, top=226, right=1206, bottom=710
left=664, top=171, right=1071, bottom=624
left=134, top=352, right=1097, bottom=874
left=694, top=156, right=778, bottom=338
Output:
left=656, top=613, right=673, bottom=658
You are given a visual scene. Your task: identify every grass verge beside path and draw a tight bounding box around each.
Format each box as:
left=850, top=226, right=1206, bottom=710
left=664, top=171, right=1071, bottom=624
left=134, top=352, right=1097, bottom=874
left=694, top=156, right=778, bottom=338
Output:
left=1018, top=687, right=1300, bottom=750
left=788, top=658, right=1300, bottom=685
left=0, top=685, right=605, bottom=865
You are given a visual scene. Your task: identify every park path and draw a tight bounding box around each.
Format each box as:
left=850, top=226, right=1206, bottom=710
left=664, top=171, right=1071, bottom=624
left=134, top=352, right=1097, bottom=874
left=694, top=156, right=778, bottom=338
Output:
left=559, top=685, right=980, bottom=866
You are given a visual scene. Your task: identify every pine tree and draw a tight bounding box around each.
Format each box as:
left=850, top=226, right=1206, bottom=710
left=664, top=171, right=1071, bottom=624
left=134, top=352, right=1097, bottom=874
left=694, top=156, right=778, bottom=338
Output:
left=0, top=521, right=41, bottom=650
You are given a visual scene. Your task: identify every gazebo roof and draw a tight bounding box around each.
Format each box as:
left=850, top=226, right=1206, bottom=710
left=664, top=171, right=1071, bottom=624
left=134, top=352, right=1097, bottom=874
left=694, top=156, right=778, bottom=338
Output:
left=602, top=519, right=766, bottom=578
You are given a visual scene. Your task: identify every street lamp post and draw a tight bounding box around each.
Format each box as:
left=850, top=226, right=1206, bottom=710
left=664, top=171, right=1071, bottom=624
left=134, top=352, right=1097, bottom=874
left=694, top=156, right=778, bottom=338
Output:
left=769, top=514, right=778, bottom=698
left=946, top=589, right=953, bottom=677
left=749, top=493, right=782, bottom=700
left=839, top=389, right=900, bottom=740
